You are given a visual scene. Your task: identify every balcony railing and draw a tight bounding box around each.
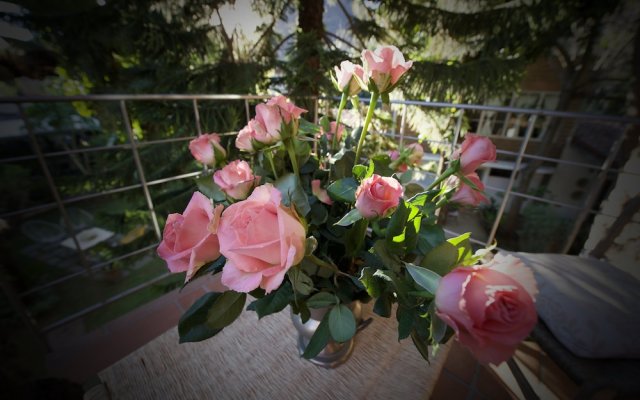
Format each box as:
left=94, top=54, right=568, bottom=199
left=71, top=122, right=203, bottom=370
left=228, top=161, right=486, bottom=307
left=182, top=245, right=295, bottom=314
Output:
left=1, top=93, right=638, bottom=338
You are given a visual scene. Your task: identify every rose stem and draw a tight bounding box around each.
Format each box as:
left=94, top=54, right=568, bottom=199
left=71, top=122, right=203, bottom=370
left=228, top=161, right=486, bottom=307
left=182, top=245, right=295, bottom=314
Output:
left=264, top=150, right=278, bottom=179
left=332, top=91, right=348, bottom=151
left=354, top=91, right=379, bottom=163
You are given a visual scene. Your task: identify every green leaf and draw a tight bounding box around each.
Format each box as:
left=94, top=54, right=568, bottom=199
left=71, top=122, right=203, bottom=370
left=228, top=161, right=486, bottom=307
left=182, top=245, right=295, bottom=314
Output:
left=371, top=154, right=394, bottom=177
left=359, top=267, right=385, bottom=298
left=274, top=173, right=310, bottom=216
left=344, top=218, right=368, bottom=257
left=327, top=177, right=358, bottom=203
left=288, top=268, right=314, bottom=296
left=195, top=174, right=226, bottom=202
left=305, top=236, right=318, bottom=256
left=447, top=232, right=473, bottom=265
left=302, top=313, right=331, bottom=359
left=332, top=150, right=356, bottom=179
left=405, top=263, right=441, bottom=295
left=429, top=302, right=447, bottom=344
left=335, top=208, right=363, bottom=226
left=372, top=240, right=403, bottom=272
left=178, top=291, right=245, bottom=343
left=404, top=183, right=425, bottom=199
left=408, top=290, right=435, bottom=298
left=299, top=118, right=321, bottom=137
left=411, top=330, right=430, bottom=362
left=182, top=256, right=226, bottom=289
left=396, top=306, right=414, bottom=341
left=419, top=241, right=459, bottom=275
left=308, top=202, right=328, bottom=225
left=416, top=224, right=446, bottom=255
left=306, top=292, right=337, bottom=308
left=246, top=282, right=293, bottom=319
left=386, top=200, right=409, bottom=242
left=328, top=304, right=356, bottom=342
left=206, top=291, right=246, bottom=330
left=373, top=293, right=393, bottom=317
left=352, top=164, right=367, bottom=181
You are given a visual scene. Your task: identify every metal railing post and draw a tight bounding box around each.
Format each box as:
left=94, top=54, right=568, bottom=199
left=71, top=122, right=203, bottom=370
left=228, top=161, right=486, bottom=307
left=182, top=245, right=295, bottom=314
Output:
left=119, top=100, right=162, bottom=240
left=192, top=99, right=202, bottom=136
left=18, top=103, right=90, bottom=270
left=399, top=104, right=407, bottom=148
left=486, top=114, right=538, bottom=245
left=561, top=123, right=629, bottom=254
left=451, top=109, right=465, bottom=154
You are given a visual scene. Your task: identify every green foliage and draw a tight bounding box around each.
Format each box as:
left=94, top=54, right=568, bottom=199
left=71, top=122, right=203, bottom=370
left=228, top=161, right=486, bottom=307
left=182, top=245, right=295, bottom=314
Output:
left=178, top=291, right=246, bottom=343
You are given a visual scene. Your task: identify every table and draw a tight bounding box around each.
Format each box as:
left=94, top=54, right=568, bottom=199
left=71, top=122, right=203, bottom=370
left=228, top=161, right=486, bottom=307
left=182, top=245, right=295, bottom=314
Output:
left=92, top=301, right=451, bottom=400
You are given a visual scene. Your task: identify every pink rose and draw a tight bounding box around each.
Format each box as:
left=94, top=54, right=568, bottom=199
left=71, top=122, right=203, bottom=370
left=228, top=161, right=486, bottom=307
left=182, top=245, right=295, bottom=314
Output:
left=213, top=160, right=260, bottom=200
left=311, top=179, right=333, bottom=205
left=334, top=60, right=364, bottom=96
left=452, top=134, right=496, bottom=175
left=218, top=184, right=306, bottom=293
left=449, top=173, right=488, bottom=206
left=323, top=121, right=344, bottom=143
left=254, top=104, right=283, bottom=144
left=355, top=174, right=404, bottom=219
left=435, top=253, right=538, bottom=365
left=188, top=133, right=226, bottom=166
left=157, top=192, right=223, bottom=282
left=236, top=123, right=255, bottom=152
left=266, top=95, right=306, bottom=123
left=389, top=150, right=408, bottom=172
left=361, top=45, right=413, bottom=93
left=406, top=142, right=424, bottom=165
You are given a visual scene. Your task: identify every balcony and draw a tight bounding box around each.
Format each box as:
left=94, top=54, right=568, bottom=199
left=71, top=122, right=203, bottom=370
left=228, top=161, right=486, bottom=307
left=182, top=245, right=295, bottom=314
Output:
left=1, top=94, right=638, bottom=399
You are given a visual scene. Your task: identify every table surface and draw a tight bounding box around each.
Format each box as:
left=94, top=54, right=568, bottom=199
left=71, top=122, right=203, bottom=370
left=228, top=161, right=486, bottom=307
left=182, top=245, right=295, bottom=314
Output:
left=95, top=301, right=451, bottom=400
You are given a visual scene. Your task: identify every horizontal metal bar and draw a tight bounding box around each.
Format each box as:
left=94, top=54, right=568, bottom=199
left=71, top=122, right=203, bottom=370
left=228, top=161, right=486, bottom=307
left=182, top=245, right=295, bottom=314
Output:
left=20, top=243, right=159, bottom=297
left=0, top=94, right=275, bottom=103
left=42, top=271, right=172, bottom=333
left=484, top=184, right=600, bottom=214
left=348, top=97, right=640, bottom=125
left=0, top=168, right=205, bottom=219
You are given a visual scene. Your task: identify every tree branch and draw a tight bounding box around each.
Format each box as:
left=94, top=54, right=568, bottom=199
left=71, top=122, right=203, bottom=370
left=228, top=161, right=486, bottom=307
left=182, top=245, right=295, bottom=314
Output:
left=336, top=0, right=367, bottom=49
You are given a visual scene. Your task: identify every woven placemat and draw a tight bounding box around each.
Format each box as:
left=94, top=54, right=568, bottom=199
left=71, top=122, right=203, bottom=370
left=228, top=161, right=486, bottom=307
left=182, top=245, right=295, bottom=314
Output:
left=98, top=301, right=450, bottom=400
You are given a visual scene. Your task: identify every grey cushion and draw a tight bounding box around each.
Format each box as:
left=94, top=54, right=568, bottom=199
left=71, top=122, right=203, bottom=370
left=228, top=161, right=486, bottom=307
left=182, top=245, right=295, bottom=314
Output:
left=515, top=252, right=640, bottom=359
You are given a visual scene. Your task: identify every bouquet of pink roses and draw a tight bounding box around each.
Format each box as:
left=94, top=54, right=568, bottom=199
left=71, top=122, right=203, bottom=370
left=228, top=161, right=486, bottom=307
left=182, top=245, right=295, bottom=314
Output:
left=157, top=45, right=538, bottom=365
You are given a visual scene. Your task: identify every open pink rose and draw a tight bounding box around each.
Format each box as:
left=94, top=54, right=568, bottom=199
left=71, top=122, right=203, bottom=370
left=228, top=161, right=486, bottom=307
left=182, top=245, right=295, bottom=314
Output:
left=236, top=123, right=255, bottom=152
left=266, top=95, right=306, bottom=123
left=452, top=134, right=496, bottom=175
left=188, top=133, right=226, bottom=166
left=355, top=174, right=404, bottom=219
left=361, top=45, right=413, bottom=93
left=334, top=60, right=364, bottom=96
left=449, top=173, right=488, bottom=206
left=218, top=184, right=306, bottom=293
left=435, top=253, right=538, bottom=365
left=311, top=179, right=333, bottom=205
left=213, top=160, right=260, bottom=200
left=157, top=192, right=223, bottom=282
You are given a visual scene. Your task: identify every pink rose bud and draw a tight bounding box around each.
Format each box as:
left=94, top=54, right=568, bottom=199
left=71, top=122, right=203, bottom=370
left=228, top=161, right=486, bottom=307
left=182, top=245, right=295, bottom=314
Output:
left=361, top=45, right=413, bottom=93
left=452, top=134, right=497, bottom=175
left=157, top=192, right=223, bottom=282
left=254, top=103, right=283, bottom=144
left=333, top=60, right=364, bottom=96
left=435, top=254, right=538, bottom=365
left=355, top=174, right=404, bottom=219
left=311, top=179, right=333, bottom=205
left=389, top=150, right=400, bottom=161
left=323, top=121, right=344, bottom=143
left=218, top=184, right=306, bottom=293
left=406, top=142, right=424, bottom=165
left=236, top=123, right=256, bottom=152
left=266, top=95, right=307, bottom=123
left=188, top=133, right=226, bottom=166
left=213, top=160, right=260, bottom=200
left=449, top=173, right=489, bottom=206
